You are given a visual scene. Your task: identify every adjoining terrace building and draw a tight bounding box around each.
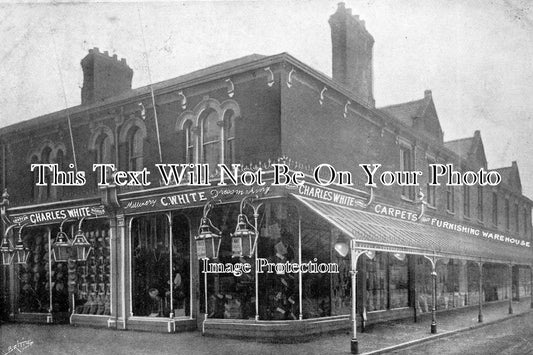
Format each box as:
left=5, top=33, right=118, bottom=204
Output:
left=0, top=3, right=531, bottom=341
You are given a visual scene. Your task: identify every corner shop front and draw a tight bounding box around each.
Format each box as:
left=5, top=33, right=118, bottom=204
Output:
left=1, top=178, right=531, bottom=340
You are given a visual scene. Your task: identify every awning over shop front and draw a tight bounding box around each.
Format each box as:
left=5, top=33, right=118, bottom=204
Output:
left=292, top=194, right=532, bottom=265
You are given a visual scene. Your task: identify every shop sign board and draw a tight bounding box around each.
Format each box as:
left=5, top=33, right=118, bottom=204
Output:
left=11, top=204, right=107, bottom=225
left=122, top=184, right=280, bottom=214
left=293, top=181, right=530, bottom=249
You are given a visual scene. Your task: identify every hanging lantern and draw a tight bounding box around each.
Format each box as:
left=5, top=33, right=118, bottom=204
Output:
left=13, top=228, right=30, bottom=264
left=0, top=235, right=14, bottom=266
left=72, top=230, right=92, bottom=262
left=71, top=217, right=92, bottom=262
left=333, top=234, right=350, bottom=258
left=393, top=253, right=406, bottom=261
left=195, top=217, right=221, bottom=260
left=52, top=230, right=71, bottom=262
left=231, top=214, right=257, bottom=258
left=231, top=196, right=262, bottom=258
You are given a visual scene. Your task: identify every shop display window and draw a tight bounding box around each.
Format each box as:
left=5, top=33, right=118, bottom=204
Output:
left=518, top=267, right=531, bottom=298
left=365, top=252, right=388, bottom=312
left=200, top=201, right=301, bottom=320
left=331, top=244, right=351, bottom=316
left=483, top=264, right=509, bottom=302
left=74, top=220, right=111, bottom=315
left=389, top=255, right=408, bottom=309
left=301, top=214, right=332, bottom=319
left=202, top=204, right=256, bottom=320
left=258, top=202, right=299, bottom=320
left=467, top=261, right=481, bottom=305
left=131, top=214, right=190, bottom=318
left=18, top=227, right=69, bottom=313
left=171, top=215, right=191, bottom=317
left=415, top=255, right=432, bottom=313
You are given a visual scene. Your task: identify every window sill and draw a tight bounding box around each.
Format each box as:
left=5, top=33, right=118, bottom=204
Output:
left=446, top=210, right=455, bottom=216
left=401, top=196, right=416, bottom=204
left=463, top=216, right=471, bottom=221
left=426, top=204, right=437, bottom=211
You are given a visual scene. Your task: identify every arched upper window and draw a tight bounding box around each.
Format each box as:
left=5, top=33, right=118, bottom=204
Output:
left=176, top=98, right=240, bottom=172
left=41, top=146, right=52, bottom=201
left=224, top=110, right=236, bottom=164
left=27, top=141, right=66, bottom=203
left=201, top=109, right=221, bottom=173
left=30, top=155, right=40, bottom=201
left=96, top=134, right=113, bottom=165
left=127, top=126, right=144, bottom=171
left=119, top=118, right=146, bottom=172
left=184, top=121, right=194, bottom=164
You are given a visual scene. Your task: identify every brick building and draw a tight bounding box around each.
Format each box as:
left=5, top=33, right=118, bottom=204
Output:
left=0, top=2, right=531, bottom=342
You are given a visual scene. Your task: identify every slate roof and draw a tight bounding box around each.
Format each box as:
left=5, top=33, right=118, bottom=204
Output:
left=379, top=96, right=431, bottom=127
left=0, top=53, right=266, bottom=135
left=444, top=137, right=474, bottom=158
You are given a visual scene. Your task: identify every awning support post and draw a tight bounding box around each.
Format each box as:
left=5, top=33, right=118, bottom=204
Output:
left=349, top=241, right=371, bottom=354
left=478, top=260, right=483, bottom=323
left=508, top=263, right=513, bottom=315
left=423, top=254, right=437, bottom=334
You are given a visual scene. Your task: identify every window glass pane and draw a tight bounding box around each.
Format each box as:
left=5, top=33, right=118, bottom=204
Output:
left=18, top=229, right=57, bottom=313
left=415, top=255, right=432, bottom=313
left=258, top=202, right=300, bottom=320
left=366, top=252, right=388, bottom=311
left=301, top=210, right=332, bottom=318
left=389, top=255, right=408, bottom=309
left=98, top=135, right=113, bottom=164
left=74, top=220, right=111, bottom=315
left=131, top=215, right=171, bottom=317
left=184, top=122, right=194, bottom=164
left=202, top=110, right=220, bottom=173
left=171, top=215, right=190, bottom=317
left=202, top=110, right=219, bottom=143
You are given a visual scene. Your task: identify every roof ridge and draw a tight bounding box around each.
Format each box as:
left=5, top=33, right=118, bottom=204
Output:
left=444, top=136, right=474, bottom=144
left=379, top=96, right=426, bottom=110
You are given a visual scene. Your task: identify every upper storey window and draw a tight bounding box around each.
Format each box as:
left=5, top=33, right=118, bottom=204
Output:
left=127, top=126, right=144, bottom=171
left=201, top=109, right=221, bottom=172
left=177, top=98, right=240, bottom=174
left=184, top=121, right=194, bottom=164
left=224, top=110, right=236, bottom=164
left=119, top=117, right=147, bottom=172
left=28, top=141, right=66, bottom=203
left=96, top=134, right=113, bottom=164
left=399, top=143, right=415, bottom=200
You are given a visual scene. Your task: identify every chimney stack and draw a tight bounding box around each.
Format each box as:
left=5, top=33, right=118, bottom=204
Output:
left=329, top=2, right=375, bottom=107
left=81, top=47, right=133, bottom=105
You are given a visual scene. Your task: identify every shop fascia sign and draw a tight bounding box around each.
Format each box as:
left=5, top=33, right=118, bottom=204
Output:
left=122, top=183, right=280, bottom=213
left=293, top=178, right=371, bottom=209
left=10, top=205, right=106, bottom=225
left=294, top=181, right=530, bottom=249
left=372, top=201, right=531, bottom=248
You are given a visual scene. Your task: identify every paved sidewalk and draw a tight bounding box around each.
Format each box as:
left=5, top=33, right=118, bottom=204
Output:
left=0, top=298, right=530, bottom=355
left=355, top=298, right=532, bottom=354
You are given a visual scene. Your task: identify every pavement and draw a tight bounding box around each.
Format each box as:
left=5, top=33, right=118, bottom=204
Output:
left=0, top=298, right=531, bottom=355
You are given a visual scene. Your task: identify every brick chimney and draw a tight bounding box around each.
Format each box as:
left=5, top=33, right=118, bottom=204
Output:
left=81, top=48, right=133, bottom=105
left=329, top=2, right=375, bottom=107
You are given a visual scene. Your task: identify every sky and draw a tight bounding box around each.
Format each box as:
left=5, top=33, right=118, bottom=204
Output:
left=0, top=0, right=532, bottom=197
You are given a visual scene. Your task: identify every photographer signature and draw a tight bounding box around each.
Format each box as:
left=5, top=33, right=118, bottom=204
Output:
left=3, top=339, right=33, bottom=355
